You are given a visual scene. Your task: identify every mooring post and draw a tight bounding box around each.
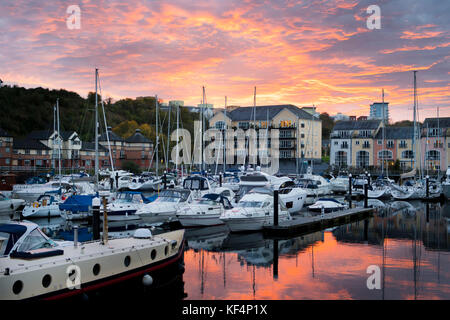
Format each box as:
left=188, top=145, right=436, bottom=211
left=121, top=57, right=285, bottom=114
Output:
left=426, top=175, right=429, bottom=198
left=348, top=174, right=352, bottom=209
left=364, top=219, right=368, bottom=242
left=426, top=203, right=430, bottom=223
left=102, top=196, right=108, bottom=245
left=115, top=172, right=119, bottom=190
left=368, top=173, right=371, bottom=187
left=219, top=172, right=223, bottom=187
left=364, top=180, right=368, bottom=208
left=273, top=239, right=279, bottom=280
left=73, top=225, right=78, bottom=248
left=92, top=197, right=100, bottom=240
left=163, top=171, right=167, bottom=190
left=273, top=189, right=279, bottom=226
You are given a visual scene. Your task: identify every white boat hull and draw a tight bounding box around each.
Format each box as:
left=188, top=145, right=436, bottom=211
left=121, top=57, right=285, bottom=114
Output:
left=22, top=205, right=61, bottom=218
left=176, top=214, right=223, bottom=227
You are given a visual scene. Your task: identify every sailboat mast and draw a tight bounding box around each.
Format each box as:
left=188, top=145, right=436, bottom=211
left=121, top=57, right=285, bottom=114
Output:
left=56, top=98, right=61, bottom=186
left=202, top=87, right=206, bottom=173
left=176, top=103, right=179, bottom=175
left=381, top=89, right=385, bottom=176
left=166, top=104, right=171, bottom=172
left=253, top=86, right=257, bottom=166
left=223, top=96, right=227, bottom=174
left=412, top=71, right=418, bottom=176
left=94, top=68, right=99, bottom=191
left=156, top=95, right=159, bottom=177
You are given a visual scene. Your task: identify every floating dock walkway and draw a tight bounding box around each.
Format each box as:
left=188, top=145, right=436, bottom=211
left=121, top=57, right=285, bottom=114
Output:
left=263, top=207, right=375, bottom=238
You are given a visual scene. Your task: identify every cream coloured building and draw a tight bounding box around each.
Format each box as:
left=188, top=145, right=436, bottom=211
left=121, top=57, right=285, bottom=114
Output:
left=209, top=104, right=322, bottom=173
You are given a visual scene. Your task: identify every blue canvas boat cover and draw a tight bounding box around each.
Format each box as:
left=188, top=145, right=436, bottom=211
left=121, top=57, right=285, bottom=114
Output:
left=59, top=194, right=96, bottom=213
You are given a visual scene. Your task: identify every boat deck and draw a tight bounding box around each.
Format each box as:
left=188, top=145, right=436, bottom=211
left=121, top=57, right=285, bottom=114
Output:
left=263, top=207, right=375, bottom=238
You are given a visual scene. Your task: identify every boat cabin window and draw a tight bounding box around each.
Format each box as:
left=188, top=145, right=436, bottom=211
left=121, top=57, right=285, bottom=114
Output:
left=17, top=228, right=56, bottom=252
left=132, top=194, right=142, bottom=202
left=262, top=201, right=271, bottom=208
left=220, top=190, right=231, bottom=197
left=0, top=193, right=6, bottom=201
left=239, top=201, right=263, bottom=208
left=183, top=178, right=208, bottom=190
left=222, top=197, right=233, bottom=209
left=0, top=236, right=8, bottom=256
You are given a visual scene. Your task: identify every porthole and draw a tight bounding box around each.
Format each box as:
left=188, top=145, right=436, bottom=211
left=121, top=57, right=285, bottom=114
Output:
left=13, top=280, right=23, bottom=295
left=42, top=274, right=52, bottom=288
left=124, top=256, right=131, bottom=267
left=164, top=246, right=169, bottom=256
left=93, top=263, right=101, bottom=276
left=150, top=249, right=157, bottom=260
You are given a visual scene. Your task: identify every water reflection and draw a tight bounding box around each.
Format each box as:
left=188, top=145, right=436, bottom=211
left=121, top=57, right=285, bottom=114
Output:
left=6, top=200, right=450, bottom=300
left=182, top=201, right=450, bottom=300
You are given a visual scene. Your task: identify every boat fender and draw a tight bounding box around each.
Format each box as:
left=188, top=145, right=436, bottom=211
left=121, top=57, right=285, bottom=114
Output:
left=142, top=274, right=153, bottom=286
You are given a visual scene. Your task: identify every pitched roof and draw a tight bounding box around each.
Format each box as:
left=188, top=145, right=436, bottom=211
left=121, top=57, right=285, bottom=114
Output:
left=80, top=141, right=108, bottom=152
left=27, top=130, right=77, bottom=141
left=0, top=128, right=12, bottom=137
left=125, top=129, right=152, bottom=144
left=374, top=126, right=414, bottom=139
left=223, top=105, right=319, bottom=122
left=333, top=119, right=381, bottom=130
left=13, top=138, right=51, bottom=150
left=423, top=117, right=450, bottom=128
left=99, top=128, right=124, bottom=142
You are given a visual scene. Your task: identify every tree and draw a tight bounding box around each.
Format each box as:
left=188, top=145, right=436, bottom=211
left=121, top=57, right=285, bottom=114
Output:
left=320, top=112, right=334, bottom=140
left=121, top=161, right=141, bottom=174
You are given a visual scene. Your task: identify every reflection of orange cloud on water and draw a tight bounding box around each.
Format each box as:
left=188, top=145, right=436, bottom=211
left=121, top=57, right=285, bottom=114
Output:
left=182, top=231, right=450, bottom=300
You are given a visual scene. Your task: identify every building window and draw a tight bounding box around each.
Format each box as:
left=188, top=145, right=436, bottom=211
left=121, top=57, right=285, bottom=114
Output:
left=280, top=150, right=292, bottom=159
left=426, top=150, right=440, bottom=161
left=301, top=133, right=305, bottom=138
left=362, top=141, right=370, bottom=149
left=359, top=130, right=371, bottom=138
left=399, top=140, right=407, bottom=148
left=335, top=151, right=347, bottom=167
left=301, top=123, right=305, bottom=128
left=25, top=149, right=30, bottom=155
left=215, top=121, right=225, bottom=130
left=387, top=140, right=394, bottom=148
left=340, top=142, right=348, bottom=149
left=377, top=140, right=382, bottom=145
left=355, top=141, right=359, bottom=145
left=401, top=150, right=414, bottom=159
left=428, top=128, right=442, bottom=137
left=334, top=141, right=338, bottom=145
left=5, top=158, right=10, bottom=165
left=5, top=147, right=10, bottom=153
left=280, top=120, right=293, bottom=128
left=238, top=122, right=249, bottom=130
left=356, top=151, right=370, bottom=168
left=141, top=151, right=146, bottom=159
left=378, top=150, right=393, bottom=159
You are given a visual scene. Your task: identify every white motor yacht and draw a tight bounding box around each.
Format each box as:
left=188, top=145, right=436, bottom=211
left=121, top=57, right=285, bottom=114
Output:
left=176, top=193, right=233, bottom=227
left=101, top=191, right=155, bottom=221
left=443, top=166, right=450, bottom=200
left=21, top=193, right=64, bottom=218
left=0, top=192, right=25, bottom=217
left=219, top=188, right=291, bottom=232
left=308, top=198, right=347, bottom=213
left=330, top=176, right=350, bottom=194
left=135, top=189, right=193, bottom=224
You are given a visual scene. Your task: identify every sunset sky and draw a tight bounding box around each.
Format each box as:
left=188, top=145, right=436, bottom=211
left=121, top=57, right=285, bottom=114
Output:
left=1, top=0, right=449, bottom=122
